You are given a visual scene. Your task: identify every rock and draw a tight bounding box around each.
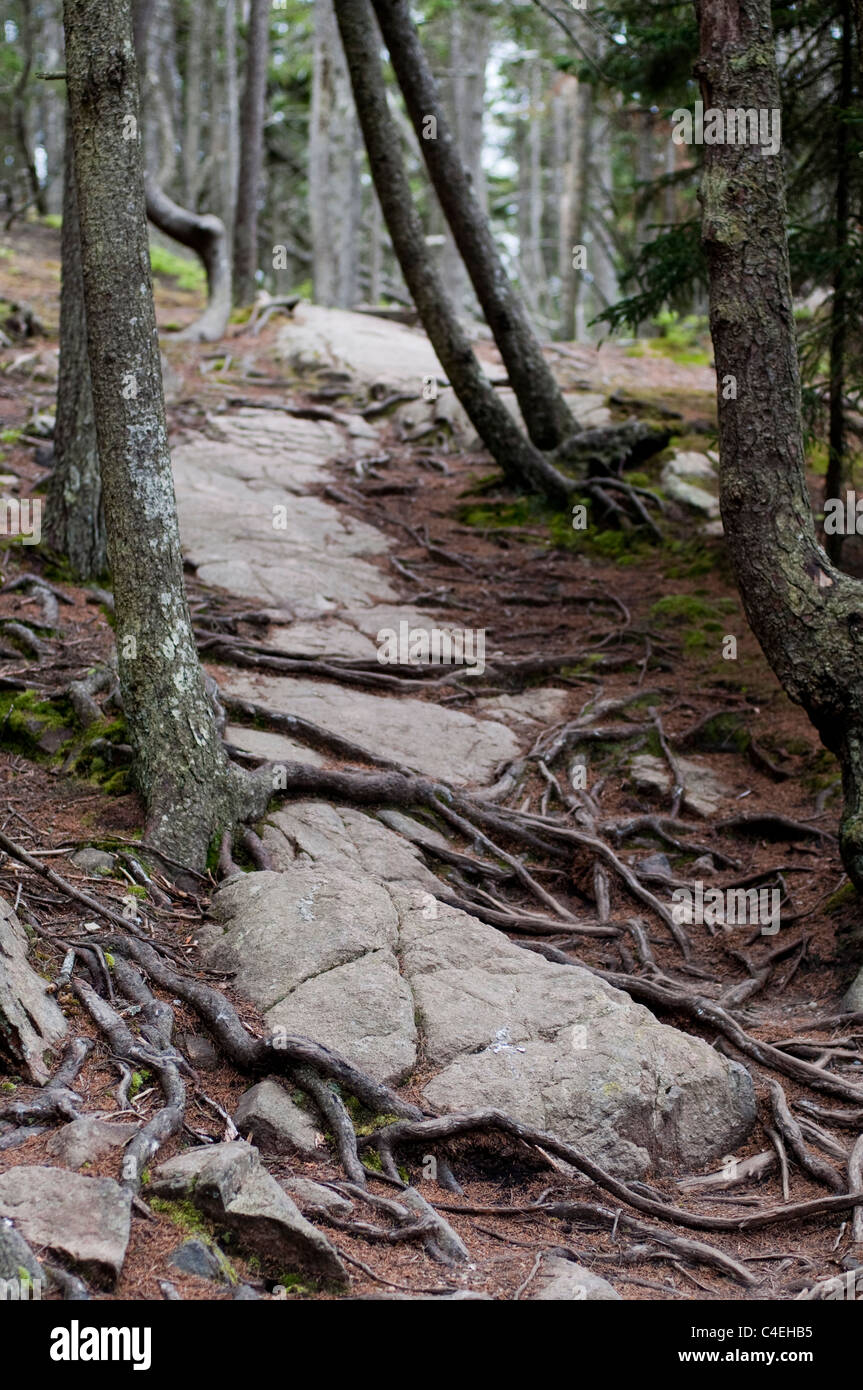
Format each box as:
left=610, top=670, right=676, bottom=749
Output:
left=528, top=1255, right=621, bottom=1301
left=0, top=892, right=67, bottom=1083
left=399, top=1187, right=470, bottom=1264
left=355, top=1290, right=494, bottom=1300
left=207, top=868, right=417, bottom=1083
left=0, top=1217, right=46, bottom=1285
left=402, top=897, right=756, bottom=1179
left=282, top=1178, right=353, bottom=1216
left=179, top=1032, right=220, bottom=1071
left=0, top=1167, right=131, bottom=1285
left=660, top=452, right=720, bottom=518
left=692, top=854, right=717, bottom=875
left=634, top=853, right=673, bottom=879
left=70, top=848, right=116, bottom=875
left=218, top=672, right=519, bottom=786
left=262, top=802, right=442, bottom=895
left=629, top=753, right=732, bottom=818
left=233, top=1080, right=321, bottom=1156
left=841, top=968, right=863, bottom=1014
left=232, top=1283, right=262, bottom=1299
left=167, top=1238, right=231, bottom=1283
left=46, top=1117, right=139, bottom=1170
left=150, top=1141, right=345, bottom=1283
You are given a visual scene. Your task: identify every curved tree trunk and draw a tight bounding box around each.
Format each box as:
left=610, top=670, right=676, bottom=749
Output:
left=47, top=140, right=107, bottom=581
left=370, top=0, right=576, bottom=452
left=232, top=0, right=270, bottom=306
left=333, top=0, right=571, bottom=506
left=695, top=0, right=863, bottom=890
left=145, top=182, right=232, bottom=341
left=63, top=0, right=266, bottom=870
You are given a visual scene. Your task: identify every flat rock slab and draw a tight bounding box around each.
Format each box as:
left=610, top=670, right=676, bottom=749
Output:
left=0, top=1166, right=131, bottom=1285
left=150, top=1141, right=345, bottom=1284
left=629, top=753, right=733, bottom=818
left=45, top=1117, right=140, bottom=1170
left=202, top=808, right=756, bottom=1178
left=0, top=892, right=67, bottom=1084
left=216, top=671, right=519, bottom=786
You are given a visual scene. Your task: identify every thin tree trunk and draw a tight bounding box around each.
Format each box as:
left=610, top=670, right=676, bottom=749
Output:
left=333, top=0, right=571, bottom=505
left=233, top=0, right=270, bottom=305
left=47, top=140, right=106, bottom=581
left=370, top=0, right=576, bottom=451
left=182, top=0, right=205, bottom=207
left=558, top=75, right=593, bottom=343
left=824, top=0, right=853, bottom=566
left=63, top=0, right=265, bottom=870
left=309, top=0, right=359, bottom=308
left=223, top=0, right=240, bottom=254
left=695, top=0, right=863, bottom=889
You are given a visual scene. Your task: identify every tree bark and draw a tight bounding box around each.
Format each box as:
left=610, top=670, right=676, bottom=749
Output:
left=309, top=0, right=360, bottom=308
left=824, top=0, right=853, bottom=566
left=145, top=181, right=232, bottom=341
left=232, top=0, right=271, bottom=306
left=695, top=0, right=863, bottom=890
left=47, top=139, right=107, bottom=581
left=370, top=0, right=576, bottom=451
left=333, top=0, right=572, bottom=506
left=558, top=75, right=593, bottom=343
left=63, top=0, right=265, bottom=870
left=182, top=0, right=205, bottom=207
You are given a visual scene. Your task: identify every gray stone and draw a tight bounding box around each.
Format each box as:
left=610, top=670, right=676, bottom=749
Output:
left=70, top=848, right=117, bottom=874
left=0, top=1166, right=131, bottom=1285
left=0, top=1217, right=46, bottom=1284
left=167, top=1238, right=230, bottom=1283
left=634, top=853, right=673, bottom=879
left=233, top=1080, right=321, bottom=1156
left=282, top=1178, right=353, bottom=1217
left=842, top=968, right=863, bottom=1014
left=46, top=1117, right=139, bottom=1170
left=400, top=897, right=756, bottom=1179
left=528, top=1255, right=621, bottom=1301
left=151, top=1141, right=345, bottom=1283
left=0, top=893, right=67, bottom=1084
left=180, top=1032, right=220, bottom=1071
left=629, top=753, right=732, bottom=818
left=207, top=867, right=417, bottom=1083
left=218, top=672, right=519, bottom=786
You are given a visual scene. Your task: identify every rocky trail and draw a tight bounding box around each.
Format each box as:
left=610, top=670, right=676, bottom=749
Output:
left=0, top=233, right=862, bottom=1303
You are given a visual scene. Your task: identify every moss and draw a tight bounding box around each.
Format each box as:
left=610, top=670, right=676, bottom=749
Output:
left=0, top=1081, right=16, bottom=1092
left=150, top=1196, right=210, bottom=1238
left=826, top=882, right=857, bottom=913
left=149, top=244, right=206, bottom=293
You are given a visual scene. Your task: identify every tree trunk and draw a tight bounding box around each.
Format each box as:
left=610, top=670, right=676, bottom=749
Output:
left=145, top=182, right=232, bottom=341
left=309, top=0, right=360, bottom=308
left=182, top=0, right=205, bottom=207
left=695, top=0, right=863, bottom=890
left=63, top=0, right=265, bottom=870
left=333, top=0, right=572, bottom=506
left=824, top=0, right=853, bottom=566
left=558, top=75, right=593, bottom=344
left=232, top=0, right=270, bottom=306
left=47, top=140, right=107, bottom=581
left=370, top=0, right=576, bottom=452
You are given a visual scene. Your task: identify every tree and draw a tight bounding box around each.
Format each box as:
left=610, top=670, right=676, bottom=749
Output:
left=233, top=0, right=271, bottom=305
left=695, top=0, right=863, bottom=894
left=371, top=0, right=576, bottom=452
left=333, top=0, right=572, bottom=505
left=46, top=138, right=106, bottom=580
left=309, top=0, right=360, bottom=308
left=63, top=0, right=266, bottom=870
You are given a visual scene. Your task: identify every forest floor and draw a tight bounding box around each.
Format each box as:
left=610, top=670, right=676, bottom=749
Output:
left=0, top=222, right=861, bottom=1303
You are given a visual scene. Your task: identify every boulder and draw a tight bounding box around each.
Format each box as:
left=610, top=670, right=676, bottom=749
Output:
left=0, top=1167, right=131, bottom=1285
left=233, top=1080, right=321, bottom=1156
left=46, top=1117, right=140, bottom=1170
left=528, top=1255, right=621, bottom=1301
left=0, top=893, right=67, bottom=1083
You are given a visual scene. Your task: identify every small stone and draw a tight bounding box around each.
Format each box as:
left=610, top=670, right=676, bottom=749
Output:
left=180, top=1032, right=219, bottom=1071
left=634, top=853, right=672, bottom=879
left=71, top=848, right=117, bottom=875
left=46, top=1117, right=139, bottom=1170
left=281, top=1178, right=353, bottom=1216
left=0, top=893, right=67, bottom=1084
left=167, top=1238, right=230, bottom=1283
left=233, top=1080, right=321, bottom=1156
left=692, top=854, right=717, bottom=875
left=528, top=1255, right=621, bottom=1301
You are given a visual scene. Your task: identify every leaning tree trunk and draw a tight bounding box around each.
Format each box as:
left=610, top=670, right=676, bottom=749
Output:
left=47, top=140, right=107, bottom=581
left=333, top=0, right=571, bottom=505
left=145, top=182, right=232, bottom=341
left=824, top=0, right=853, bottom=566
left=63, top=0, right=266, bottom=870
left=696, top=0, right=863, bottom=893
left=232, top=0, right=270, bottom=306
left=370, top=0, right=576, bottom=452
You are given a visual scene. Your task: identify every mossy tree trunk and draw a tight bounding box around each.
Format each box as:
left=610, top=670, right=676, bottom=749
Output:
left=695, top=0, right=863, bottom=891
left=47, top=139, right=107, bottom=581
left=63, top=0, right=266, bottom=870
